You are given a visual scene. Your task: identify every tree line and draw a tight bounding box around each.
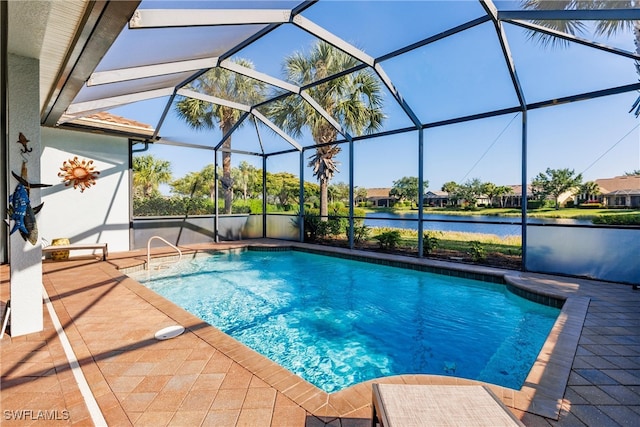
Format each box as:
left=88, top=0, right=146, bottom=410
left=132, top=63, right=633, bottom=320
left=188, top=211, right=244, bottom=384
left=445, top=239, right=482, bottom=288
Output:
left=135, top=152, right=628, bottom=217
left=132, top=155, right=371, bottom=216
left=391, top=168, right=622, bottom=210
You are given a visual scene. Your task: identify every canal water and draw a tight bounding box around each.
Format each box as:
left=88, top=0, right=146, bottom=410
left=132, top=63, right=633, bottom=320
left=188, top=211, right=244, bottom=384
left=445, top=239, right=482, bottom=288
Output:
left=363, top=212, right=590, bottom=237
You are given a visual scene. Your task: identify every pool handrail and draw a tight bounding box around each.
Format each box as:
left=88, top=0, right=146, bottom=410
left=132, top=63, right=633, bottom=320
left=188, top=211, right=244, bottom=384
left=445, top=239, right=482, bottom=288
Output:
left=146, top=236, right=182, bottom=270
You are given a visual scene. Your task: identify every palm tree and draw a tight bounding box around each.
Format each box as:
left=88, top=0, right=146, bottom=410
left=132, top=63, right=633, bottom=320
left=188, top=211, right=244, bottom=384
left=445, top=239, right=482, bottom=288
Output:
left=521, top=0, right=640, bottom=115
left=132, top=154, right=172, bottom=198
left=495, top=185, right=514, bottom=208
left=579, top=180, right=601, bottom=202
left=232, top=161, right=259, bottom=201
left=354, top=186, right=369, bottom=206
left=268, top=41, right=385, bottom=218
left=175, top=59, right=265, bottom=213
left=442, top=181, right=461, bottom=206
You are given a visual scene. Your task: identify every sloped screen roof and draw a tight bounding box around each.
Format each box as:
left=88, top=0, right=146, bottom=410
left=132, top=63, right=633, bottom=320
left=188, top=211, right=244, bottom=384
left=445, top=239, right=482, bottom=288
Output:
left=56, top=0, right=640, bottom=156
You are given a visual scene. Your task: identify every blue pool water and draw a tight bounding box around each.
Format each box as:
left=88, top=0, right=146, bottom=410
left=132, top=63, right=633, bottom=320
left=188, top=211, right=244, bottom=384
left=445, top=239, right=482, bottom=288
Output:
left=132, top=250, right=560, bottom=392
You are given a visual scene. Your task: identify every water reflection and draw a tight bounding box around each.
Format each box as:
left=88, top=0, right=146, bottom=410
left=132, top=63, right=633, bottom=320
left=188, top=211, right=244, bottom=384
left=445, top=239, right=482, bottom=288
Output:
left=363, top=212, right=589, bottom=238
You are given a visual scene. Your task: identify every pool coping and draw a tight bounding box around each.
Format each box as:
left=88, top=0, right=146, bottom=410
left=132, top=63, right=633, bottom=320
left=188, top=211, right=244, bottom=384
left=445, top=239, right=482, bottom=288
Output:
left=119, top=241, right=588, bottom=420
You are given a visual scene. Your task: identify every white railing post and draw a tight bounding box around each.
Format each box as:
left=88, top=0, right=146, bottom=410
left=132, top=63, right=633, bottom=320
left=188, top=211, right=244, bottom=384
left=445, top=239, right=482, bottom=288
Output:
left=146, top=236, right=182, bottom=270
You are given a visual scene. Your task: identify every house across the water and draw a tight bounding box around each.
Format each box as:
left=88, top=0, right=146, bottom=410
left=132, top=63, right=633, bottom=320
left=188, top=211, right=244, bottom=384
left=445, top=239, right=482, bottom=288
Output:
left=367, top=175, right=640, bottom=209
left=595, top=176, right=640, bottom=208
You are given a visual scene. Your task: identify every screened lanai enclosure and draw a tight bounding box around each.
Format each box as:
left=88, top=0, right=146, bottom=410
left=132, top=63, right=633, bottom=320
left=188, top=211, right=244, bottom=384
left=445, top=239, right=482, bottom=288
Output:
left=51, top=0, right=639, bottom=285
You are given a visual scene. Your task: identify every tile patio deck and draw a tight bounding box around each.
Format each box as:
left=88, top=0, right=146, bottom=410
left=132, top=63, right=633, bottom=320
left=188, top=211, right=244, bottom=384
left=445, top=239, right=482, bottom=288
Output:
left=1, top=239, right=639, bottom=426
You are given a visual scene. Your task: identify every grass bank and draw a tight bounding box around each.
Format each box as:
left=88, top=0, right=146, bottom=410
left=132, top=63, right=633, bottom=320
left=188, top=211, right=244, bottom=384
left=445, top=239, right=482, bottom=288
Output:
left=368, top=227, right=520, bottom=251
left=337, top=226, right=523, bottom=269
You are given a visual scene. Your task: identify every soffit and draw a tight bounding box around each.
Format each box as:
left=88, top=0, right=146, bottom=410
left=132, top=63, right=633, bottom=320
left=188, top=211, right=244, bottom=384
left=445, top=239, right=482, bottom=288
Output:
left=7, top=0, right=89, bottom=113
left=38, top=1, right=90, bottom=112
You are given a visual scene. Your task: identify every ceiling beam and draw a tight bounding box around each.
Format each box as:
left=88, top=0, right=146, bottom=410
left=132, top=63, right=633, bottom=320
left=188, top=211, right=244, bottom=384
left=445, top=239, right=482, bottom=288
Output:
left=507, top=19, right=640, bottom=61
left=293, top=14, right=421, bottom=127
left=377, top=16, right=491, bottom=63
left=498, top=8, right=640, bottom=21
left=373, top=63, right=421, bottom=127
left=252, top=110, right=302, bottom=151
left=88, top=57, right=219, bottom=86
left=177, top=88, right=252, bottom=112
left=219, top=59, right=300, bottom=93
left=526, top=82, right=640, bottom=111
left=214, top=112, right=251, bottom=151
left=481, top=0, right=527, bottom=109
left=129, top=9, right=291, bottom=29
left=292, top=15, right=375, bottom=67
left=65, top=87, right=174, bottom=115
left=299, top=91, right=350, bottom=138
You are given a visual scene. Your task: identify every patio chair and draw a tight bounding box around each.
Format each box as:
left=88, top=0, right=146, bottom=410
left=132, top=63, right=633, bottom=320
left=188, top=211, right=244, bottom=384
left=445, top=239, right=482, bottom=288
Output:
left=371, top=383, right=524, bottom=427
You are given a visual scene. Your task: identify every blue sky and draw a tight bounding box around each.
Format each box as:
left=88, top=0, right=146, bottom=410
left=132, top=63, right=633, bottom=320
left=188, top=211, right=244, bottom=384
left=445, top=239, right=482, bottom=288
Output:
left=110, top=1, right=640, bottom=193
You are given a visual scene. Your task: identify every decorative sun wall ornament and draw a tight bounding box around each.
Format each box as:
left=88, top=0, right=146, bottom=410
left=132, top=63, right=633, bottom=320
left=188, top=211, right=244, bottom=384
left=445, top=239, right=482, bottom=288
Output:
left=58, top=156, right=100, bottom=192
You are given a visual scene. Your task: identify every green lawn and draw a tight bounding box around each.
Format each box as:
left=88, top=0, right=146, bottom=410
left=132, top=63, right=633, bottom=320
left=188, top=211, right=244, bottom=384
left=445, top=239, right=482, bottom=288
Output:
left=354, top=227, right=523, bottom=269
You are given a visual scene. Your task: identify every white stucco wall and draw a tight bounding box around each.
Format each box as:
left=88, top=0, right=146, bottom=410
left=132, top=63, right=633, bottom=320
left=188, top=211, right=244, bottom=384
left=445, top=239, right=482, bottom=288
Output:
left=40, top=127, right=131, bottom=254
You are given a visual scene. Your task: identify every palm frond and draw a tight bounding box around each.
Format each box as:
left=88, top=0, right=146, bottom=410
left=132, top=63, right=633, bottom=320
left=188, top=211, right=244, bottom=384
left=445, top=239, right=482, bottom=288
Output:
left=307, top=145, right=341, bottom=181
left=521, top=0, right=587, bottom=47
left=629, top=93, right=640, bottom=117
left=175, top=58, right=266, bottom=133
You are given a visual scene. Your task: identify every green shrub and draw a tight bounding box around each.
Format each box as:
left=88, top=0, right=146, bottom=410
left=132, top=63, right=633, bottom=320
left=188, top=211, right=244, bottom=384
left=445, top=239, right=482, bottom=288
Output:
left=231, top=199, right=256, bottom=213
left=302, top=213, right=323, bottom=242
left=423, top=231, right=441, bottom=255
left=302, top=208, right=359, bottom=242
left=592, top=213, right=640, bottom=226
left=579, top=202, right=602, bottom=209
left=135, top=196, right=290, bottom=216
left=375, top=230, right=402, bottom=250
left=327, top=216, right=347, bottom=236
left=315, top=221, right=333, bottom=239
left=232, top=205, right=251, bottom=214
left=468, top=240, right=485, bottom=262
left=352, top=224, right=370, bottom=244
left=527, top=200, right=545, bottom=210
left=134, top=196, right=215, bottom=216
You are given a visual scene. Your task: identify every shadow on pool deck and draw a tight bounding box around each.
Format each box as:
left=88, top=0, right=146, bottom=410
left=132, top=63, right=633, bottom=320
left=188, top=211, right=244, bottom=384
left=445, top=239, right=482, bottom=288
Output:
left=1, top=239, right=639, bottom=426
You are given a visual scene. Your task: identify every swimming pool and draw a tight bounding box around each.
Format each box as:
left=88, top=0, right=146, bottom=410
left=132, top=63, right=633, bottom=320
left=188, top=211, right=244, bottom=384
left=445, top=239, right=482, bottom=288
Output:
left=131, top=249, right=560, bottom=392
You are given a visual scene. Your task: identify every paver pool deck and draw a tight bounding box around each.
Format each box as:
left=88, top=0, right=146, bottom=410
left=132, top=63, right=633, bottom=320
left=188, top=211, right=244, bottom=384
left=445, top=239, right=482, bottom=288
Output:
left=1, top=239, right=639, bottom=426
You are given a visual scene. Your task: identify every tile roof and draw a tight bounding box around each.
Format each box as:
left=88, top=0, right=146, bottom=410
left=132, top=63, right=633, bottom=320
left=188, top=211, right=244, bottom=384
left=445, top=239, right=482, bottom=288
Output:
left=84, top=112, right=152, bottom=129
left=366, top=188, right=392, bottom=198
left=596, top=175, right=640, bottom=194
left=61, top=111, right=155, bottom=137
